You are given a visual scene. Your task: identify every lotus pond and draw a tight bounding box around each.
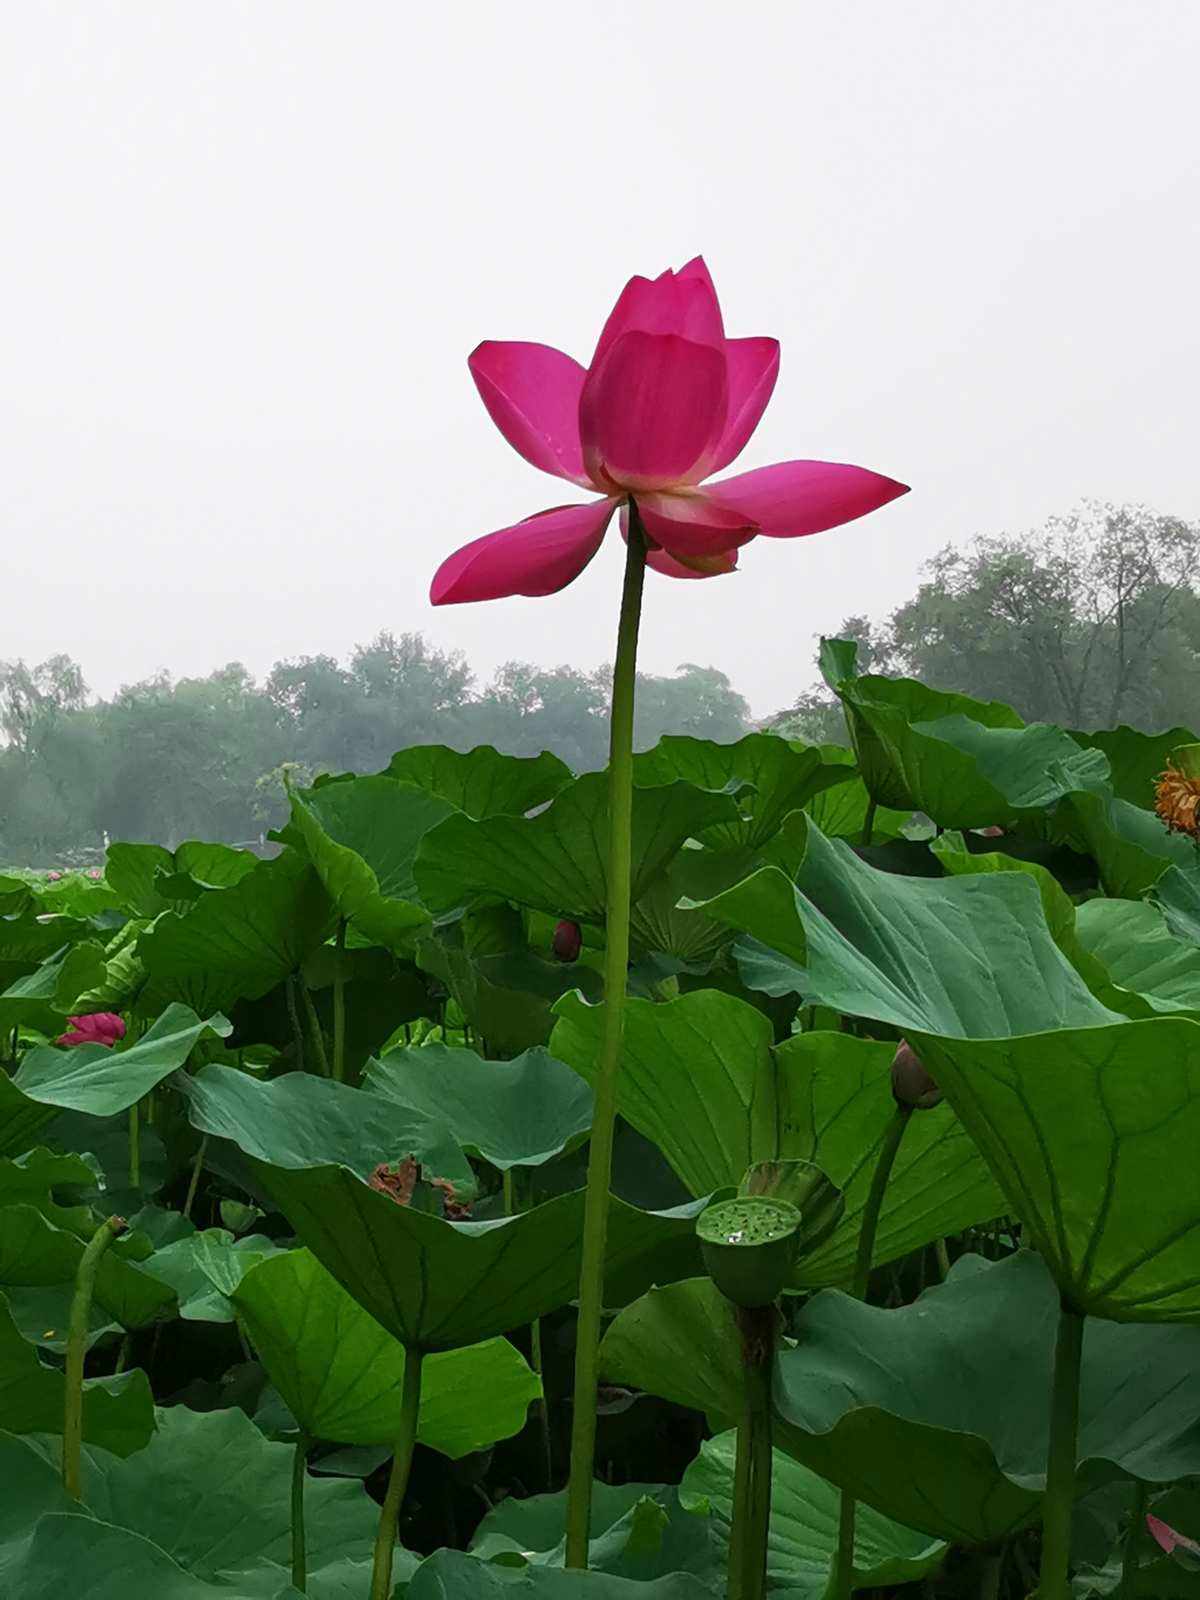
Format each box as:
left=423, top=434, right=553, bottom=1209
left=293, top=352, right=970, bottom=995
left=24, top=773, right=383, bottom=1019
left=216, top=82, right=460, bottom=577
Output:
left=4, top=641, right=1200, bottom=1599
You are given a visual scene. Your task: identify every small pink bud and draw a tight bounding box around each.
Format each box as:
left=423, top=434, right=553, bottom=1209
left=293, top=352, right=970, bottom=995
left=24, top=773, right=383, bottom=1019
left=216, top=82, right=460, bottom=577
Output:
left=891, top=1040, right=942, bottom=1109
left=976, top=826, right=1005, bottom=838
left=88, top=868, right=102, bottom=880
left=46, top=871, right=63, bottom=882
left=56, top=1012, right=126, bottom=1049
left=552, top=919, right=583, bottom=963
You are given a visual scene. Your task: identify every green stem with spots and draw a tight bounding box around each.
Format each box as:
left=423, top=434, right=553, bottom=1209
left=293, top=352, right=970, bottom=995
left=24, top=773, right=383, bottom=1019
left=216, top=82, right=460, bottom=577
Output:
left=285, top=974, right=305, bottom=1072
left=291, top=1435, right=309, bottom=1592
left=332, top=917, right=347, bottom=1083
left=64, top=1216, right=126, bottom=1498
left=563, top=503, right=648, bottom=1569
left=299, top=977, right=330, bottom=1077
left=370, top=1348, right=424, bottom=1600
left=127, top=1102, right=140, bottom=1189
left=832, top=1104, right=912, bottom=1600
left=1037, top=1300, right=1085, bottom=1600
left=183, top=1135, right=208, bottom=1221
left=862, top=799, right=878, bottom=848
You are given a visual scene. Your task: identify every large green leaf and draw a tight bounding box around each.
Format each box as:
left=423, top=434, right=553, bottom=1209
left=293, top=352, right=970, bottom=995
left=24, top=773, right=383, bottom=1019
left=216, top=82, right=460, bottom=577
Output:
left=147, top=1228, right=285, bottom=1322
left=288, top=775, right=452, bottom=948
left=364, top=1043, right=593, bottom=1170
left=384, top=743, right=572, bottom=817
left=0, top=1205, right=176, bottom=1328
left=181, top=1064, right=473, bottom=1190
left=183, top=1063, right=706, bottom=1350
left=470, top=1481, right=720, bottom=1586
left=1071, top=725, right=1198, bottom=809
left=1059, top=789, right=1196, bottom=898
left=915, top=1017, right=1200, bottom=1319
left=233, top=1246, right=540, bottom=1455
left=698, top=816, right=1119, bottom=1038
left=0, top=1514, right=246, bottom=1600
left=0, top=1296, right=153, bottom=1452
left=408, top=1548, right=708, bottom=1600
left=137, top=852, right=336, bottom=1015
left=1155, top=862, right=1200, bottom=946
left=822, top=649, right=1108, bottom=826
left=552, top=990, right=1000, bottom=1282
left=680, top=1430, right=946, bottom=1596
left=630, top=733, right=851, bottom=850
left=1074, top=898, right=1200, bottom=1017
left=104, top=843, right=176, bottom=918
left=12, top=1004, right=230, bottom=1117
left=417, top=936, right=603, bottom=1056
left=599, top=1278, right=746, bottom=1433
left=773, top=1252, right=1200, bottom=1545
left=414, top=774, right=738, bottom=921
left=700, top=819, right=1200, bottom=1319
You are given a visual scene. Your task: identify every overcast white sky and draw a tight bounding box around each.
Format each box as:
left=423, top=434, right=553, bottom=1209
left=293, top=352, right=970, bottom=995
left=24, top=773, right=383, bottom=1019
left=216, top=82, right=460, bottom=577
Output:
left=3, top=2, right=1198, bottom=717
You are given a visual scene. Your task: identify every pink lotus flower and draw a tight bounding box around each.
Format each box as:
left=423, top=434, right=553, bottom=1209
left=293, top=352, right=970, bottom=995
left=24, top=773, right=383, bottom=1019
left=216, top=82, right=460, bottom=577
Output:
left=56, top=1012, right=126, bottom=1049
left=431, top=258, right=908, bottom=604
left=46, top=871, right=63, bottom=882
left=88, top=868, right=102, bottom=880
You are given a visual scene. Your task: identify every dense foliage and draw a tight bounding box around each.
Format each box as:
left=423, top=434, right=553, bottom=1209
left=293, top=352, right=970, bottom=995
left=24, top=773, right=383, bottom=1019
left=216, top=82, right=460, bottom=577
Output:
left=4, top=643, right=1200, bottom=1596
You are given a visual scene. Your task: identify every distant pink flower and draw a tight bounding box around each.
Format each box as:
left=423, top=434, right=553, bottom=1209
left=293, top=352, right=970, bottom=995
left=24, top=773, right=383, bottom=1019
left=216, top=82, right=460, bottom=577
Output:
left=1147, top=1515, right=1200, bottom=1558
left=56, top=1012, right=126, bottom=1049
left=431, top=258, right=908, bottom=604
left=88, top=868, right=102, bottom=880
left=46, top=871, right=63, bottom=882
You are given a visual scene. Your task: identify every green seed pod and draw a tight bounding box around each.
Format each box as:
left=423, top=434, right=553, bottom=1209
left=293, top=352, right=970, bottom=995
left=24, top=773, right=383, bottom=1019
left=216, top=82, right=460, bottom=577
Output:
left=696, top=1195, right=802, bottom=1308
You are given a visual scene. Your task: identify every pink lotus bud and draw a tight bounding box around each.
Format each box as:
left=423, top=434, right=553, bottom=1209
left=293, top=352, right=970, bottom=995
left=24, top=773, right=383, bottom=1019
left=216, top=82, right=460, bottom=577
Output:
left=56, top=1012, right=127, bottom=1049
left=977, top=826, right=1005, bottom=838
left=891, top=1040, right=942, bottom=1109
left=552, top=919, right=583, bottom=962
left=88, top=868, right=102, bottom=880
left=46, top=871, right=63, bottom=882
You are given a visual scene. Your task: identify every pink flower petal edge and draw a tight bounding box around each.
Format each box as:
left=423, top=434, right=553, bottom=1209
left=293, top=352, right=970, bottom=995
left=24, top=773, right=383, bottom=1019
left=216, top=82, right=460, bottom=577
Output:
left=707, top=459, right=910, bottom=538
left=430, top=500, right=617, bottom=605
left=469, top=341, right=590, bottom=486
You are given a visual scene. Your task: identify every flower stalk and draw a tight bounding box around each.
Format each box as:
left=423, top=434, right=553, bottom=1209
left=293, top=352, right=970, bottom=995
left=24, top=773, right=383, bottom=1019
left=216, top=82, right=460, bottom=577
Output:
left=832, top=1102, right=913, bottom=1600
left=563, top=502, right=648, bottom=1567
left=291, top=1434, right=310, bottom=1592
left=332, top=917, right=347, bottom=1083
left=63, top=1215, right=127, bottom=1498
left=1038, top=1300, right=1085, bottom=1600
left=730, top=1304, right=776, bottom=1600
left=370, top=1348, right=424, bottom=1600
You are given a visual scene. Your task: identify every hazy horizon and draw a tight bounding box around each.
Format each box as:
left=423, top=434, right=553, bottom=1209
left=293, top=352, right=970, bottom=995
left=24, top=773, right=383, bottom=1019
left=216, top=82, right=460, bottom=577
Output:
left=5, top=3, right=1198, bottom=717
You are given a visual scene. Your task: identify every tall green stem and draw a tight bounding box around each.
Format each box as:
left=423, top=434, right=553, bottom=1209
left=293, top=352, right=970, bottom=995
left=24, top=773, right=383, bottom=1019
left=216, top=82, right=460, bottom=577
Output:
left=862, top=799, right=877, bottom=848
left=291, top=1435, right=309, bottom=1592
left=1119, top=1481, right=1148, bottom=1599
left=183, top=1135, right=208, bottom=1221
left=64, top=1215, right=126, bottom=1497
left=977, top=1548, right=1003, bottom=1600
left=1038, top=1301, right=1085, bottom=1600
left=332, top=918, right=347, bottom=1083
left=504, top=1166, right=553, bottom=1487
left=127, top=1102, right=140, bottom=1189
left=370, top=1348, right=424, bottom=1600
left=729, top=1306, right=775, bottom=1600
left=299, top=978, right=330, bottom=1077
left=286, top=974, right=305, bottom=1072
left=832, top=1104, right=912, bottom=1600
left=563, top=504, right=647, bottom=1568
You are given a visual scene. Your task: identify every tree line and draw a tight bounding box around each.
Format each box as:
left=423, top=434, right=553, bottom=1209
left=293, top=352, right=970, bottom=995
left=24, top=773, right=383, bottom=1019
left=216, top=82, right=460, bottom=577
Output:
left=4, top=500, right=1197, bottom=863
left=776, top=500, right=1200, bottom=742
left=0, top=640, right=751, bottom=862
